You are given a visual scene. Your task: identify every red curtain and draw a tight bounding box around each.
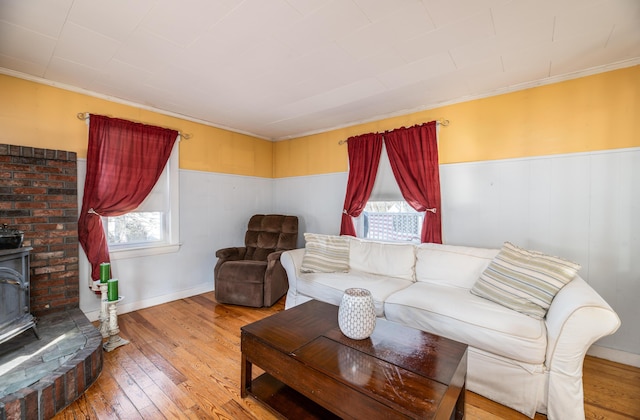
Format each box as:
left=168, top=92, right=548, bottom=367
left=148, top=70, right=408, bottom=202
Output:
left=384, top=121, right=442, bottom=243
left=78, top=115, right=178, bottom=282
left=339, top=132, right=383, bottom=236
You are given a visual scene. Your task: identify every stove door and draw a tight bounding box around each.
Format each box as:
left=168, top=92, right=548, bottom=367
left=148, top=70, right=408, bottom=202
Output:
left=0, top=267, right=26, bottom=331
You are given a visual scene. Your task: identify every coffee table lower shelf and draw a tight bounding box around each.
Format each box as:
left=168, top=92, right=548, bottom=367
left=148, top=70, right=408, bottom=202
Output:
left=247, top=372, right=339, bottom=419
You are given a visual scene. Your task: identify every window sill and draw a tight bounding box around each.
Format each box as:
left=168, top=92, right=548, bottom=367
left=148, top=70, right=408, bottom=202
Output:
left=109, top=243, right=181, bottom=260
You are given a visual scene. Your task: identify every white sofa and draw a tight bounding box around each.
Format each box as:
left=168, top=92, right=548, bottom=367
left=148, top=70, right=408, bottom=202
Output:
left=281, top=236, right=621, bottom=419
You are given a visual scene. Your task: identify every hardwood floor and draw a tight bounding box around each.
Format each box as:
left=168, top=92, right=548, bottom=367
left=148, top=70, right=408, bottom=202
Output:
left=55, top=292, right=640, bottom=419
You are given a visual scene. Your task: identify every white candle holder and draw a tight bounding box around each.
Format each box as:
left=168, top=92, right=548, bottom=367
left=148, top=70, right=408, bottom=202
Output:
left=97, top=279, right=129, bottom=352
left=98, top=282, right=110, bottom=338
left=103, top=297, right=129, bottom=352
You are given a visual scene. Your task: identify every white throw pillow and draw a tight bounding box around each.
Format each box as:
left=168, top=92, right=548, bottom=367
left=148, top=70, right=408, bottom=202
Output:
left=471, top=242, right=581, bottom=319
left=301, top=233, right=350, bottom=273
left=348, top=237, right=416, bottom=281
left=415, top=243, right=499, bottom=288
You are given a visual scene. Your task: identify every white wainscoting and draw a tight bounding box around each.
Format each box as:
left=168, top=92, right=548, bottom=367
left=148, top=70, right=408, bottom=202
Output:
left=272, top=148, right=640, bottom=364
left=78, top=163, right=274, bottom=320
left=272, top=172, right=348, bottom=248
left=439, top=147, right=640, bottom=358
left=78, top=147, right=639, bottom=364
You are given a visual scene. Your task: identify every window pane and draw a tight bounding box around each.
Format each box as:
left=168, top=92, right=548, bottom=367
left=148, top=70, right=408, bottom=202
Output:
left=107, top=212, right=164, bottom=245
left=362, top=201, right=423, bottom=243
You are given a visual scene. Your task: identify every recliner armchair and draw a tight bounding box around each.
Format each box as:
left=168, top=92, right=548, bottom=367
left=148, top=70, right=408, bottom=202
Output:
left=214, top=214, right=298, bottom=307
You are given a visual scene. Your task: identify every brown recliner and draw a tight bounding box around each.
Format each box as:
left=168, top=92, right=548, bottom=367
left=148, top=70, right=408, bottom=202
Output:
left=214, top=214, right=298, bottom=307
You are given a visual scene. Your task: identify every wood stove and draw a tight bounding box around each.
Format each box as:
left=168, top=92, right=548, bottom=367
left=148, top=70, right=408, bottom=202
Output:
left=0, top=247, right=38, bottom=344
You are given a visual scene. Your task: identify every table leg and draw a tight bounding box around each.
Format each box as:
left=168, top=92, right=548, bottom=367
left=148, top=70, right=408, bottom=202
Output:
left=241, top=353, right=252, bottom=398
left=455, top=383, right=465, bottom=420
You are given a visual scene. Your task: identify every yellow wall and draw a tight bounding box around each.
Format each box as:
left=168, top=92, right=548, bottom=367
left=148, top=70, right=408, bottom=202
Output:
left=274, top=65, right=640, bottom=178
left=0, top=75, right=273, bottom=178
left=2, top=65, right=638, bottom=180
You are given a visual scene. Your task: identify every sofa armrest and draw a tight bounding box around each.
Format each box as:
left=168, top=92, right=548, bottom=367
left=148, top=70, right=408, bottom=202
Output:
left=544, top=276, right=620, bottom=419
left=280, top=248, right=305, bottom=309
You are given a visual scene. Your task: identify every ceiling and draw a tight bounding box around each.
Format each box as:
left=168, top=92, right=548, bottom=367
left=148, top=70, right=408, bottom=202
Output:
left=1, top=0, right=639, bottom=140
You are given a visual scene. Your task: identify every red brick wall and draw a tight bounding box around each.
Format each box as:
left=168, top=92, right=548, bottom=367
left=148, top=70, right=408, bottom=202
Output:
left=0, top=143, right=79, bottom=315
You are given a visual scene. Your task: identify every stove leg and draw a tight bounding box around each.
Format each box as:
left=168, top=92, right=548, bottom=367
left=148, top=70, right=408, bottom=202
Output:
left=31, top=323, right=39, bottom=339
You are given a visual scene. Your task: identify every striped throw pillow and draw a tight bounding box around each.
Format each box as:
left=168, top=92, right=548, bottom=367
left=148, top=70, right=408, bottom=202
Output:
left=301, top=233, right=350, bottom=273
left=470, top=242, right=581, bottom=319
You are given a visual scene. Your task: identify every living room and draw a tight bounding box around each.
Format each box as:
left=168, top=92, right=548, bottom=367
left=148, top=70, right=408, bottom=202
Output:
left=1, top=1, right=639, bottom=418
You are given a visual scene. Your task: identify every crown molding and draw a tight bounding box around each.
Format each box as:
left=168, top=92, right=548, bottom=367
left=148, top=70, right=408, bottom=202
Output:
left=3, top=57, right=638, bottom=142
left=274, top=57, right=640, bottom=141
left=0, top=67, right=270, bottom=141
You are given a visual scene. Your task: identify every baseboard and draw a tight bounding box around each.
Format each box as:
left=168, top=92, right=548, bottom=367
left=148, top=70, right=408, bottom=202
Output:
left=588, top=344, right=640, bottom=368
left=81, top=290, right=640, bottom=370
left=82, top=284, right=213, bottom=322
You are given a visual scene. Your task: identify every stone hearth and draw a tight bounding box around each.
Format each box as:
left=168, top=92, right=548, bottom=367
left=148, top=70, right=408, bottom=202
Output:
left=0, top=144, right=103, bottom=419
left=0, top=309, right=102, bottom=418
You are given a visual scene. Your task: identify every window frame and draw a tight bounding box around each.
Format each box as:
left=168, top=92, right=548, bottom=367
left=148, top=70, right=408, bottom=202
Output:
left=104, top=142, right=181, bottom=260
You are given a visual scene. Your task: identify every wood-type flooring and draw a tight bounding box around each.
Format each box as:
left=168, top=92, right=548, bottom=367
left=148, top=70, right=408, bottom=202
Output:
left=55, top=292, right=640, bottom=419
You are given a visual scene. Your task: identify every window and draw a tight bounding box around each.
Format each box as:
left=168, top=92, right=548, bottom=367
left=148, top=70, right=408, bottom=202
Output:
left=106, top=212, right=163, bottom=245
left=103, top=144, right=180, bottom=258
left=357, top=202, right=423, bottom=243
left=354, top=144, right=423, bottom=243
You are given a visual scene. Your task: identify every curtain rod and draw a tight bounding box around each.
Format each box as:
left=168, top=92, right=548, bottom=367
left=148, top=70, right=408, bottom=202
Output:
left=337, top=119, right=449, bottom=145
left=76, top=112, right=192, bottom=140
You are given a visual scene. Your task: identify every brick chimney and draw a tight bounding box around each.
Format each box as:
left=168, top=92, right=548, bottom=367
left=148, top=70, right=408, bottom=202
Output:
left=0, top=143, right=79, bottom=315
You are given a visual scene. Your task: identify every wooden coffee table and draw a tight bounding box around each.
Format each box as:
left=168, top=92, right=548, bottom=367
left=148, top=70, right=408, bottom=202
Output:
left=241, top=299, right=467, bottom=419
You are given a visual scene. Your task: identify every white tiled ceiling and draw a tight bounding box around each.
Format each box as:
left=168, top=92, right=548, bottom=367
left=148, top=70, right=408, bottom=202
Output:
left=1, top=0, right=639, bottom=140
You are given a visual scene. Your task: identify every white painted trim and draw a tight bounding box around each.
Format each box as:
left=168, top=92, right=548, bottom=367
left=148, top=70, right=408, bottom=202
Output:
left=274, top=171, right=347, bottom=181
left=274, top=147, right=640, bottom=179
left=588, top=344, right=640, bottom=368
left=108, top=243, right=181, bottom=260
left=179, top=167, right=276, bottom=181
left=440, top=146, right=640, bottom=167
left=80, top=283, right=640, bottom=369
left=82, top=283, right=213, bottom=322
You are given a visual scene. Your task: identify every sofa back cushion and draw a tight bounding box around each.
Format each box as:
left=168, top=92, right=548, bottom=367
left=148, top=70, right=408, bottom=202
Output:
left=348, top=237, right=416, bottom=281
left=415, top=243, right=499, bottom=288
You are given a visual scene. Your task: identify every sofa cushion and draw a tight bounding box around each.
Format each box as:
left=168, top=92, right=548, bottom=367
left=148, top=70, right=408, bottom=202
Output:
left=384, top=282, right=547, bottom=364
left=296, top=270, right=413, bottom=317
left=415, top=243, right=499, bottom=288
left=348, top=237, right=416, bottom=281
left=471, top=242, right=581, bottom=319
left=301, top=233, right=350, bottom=273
